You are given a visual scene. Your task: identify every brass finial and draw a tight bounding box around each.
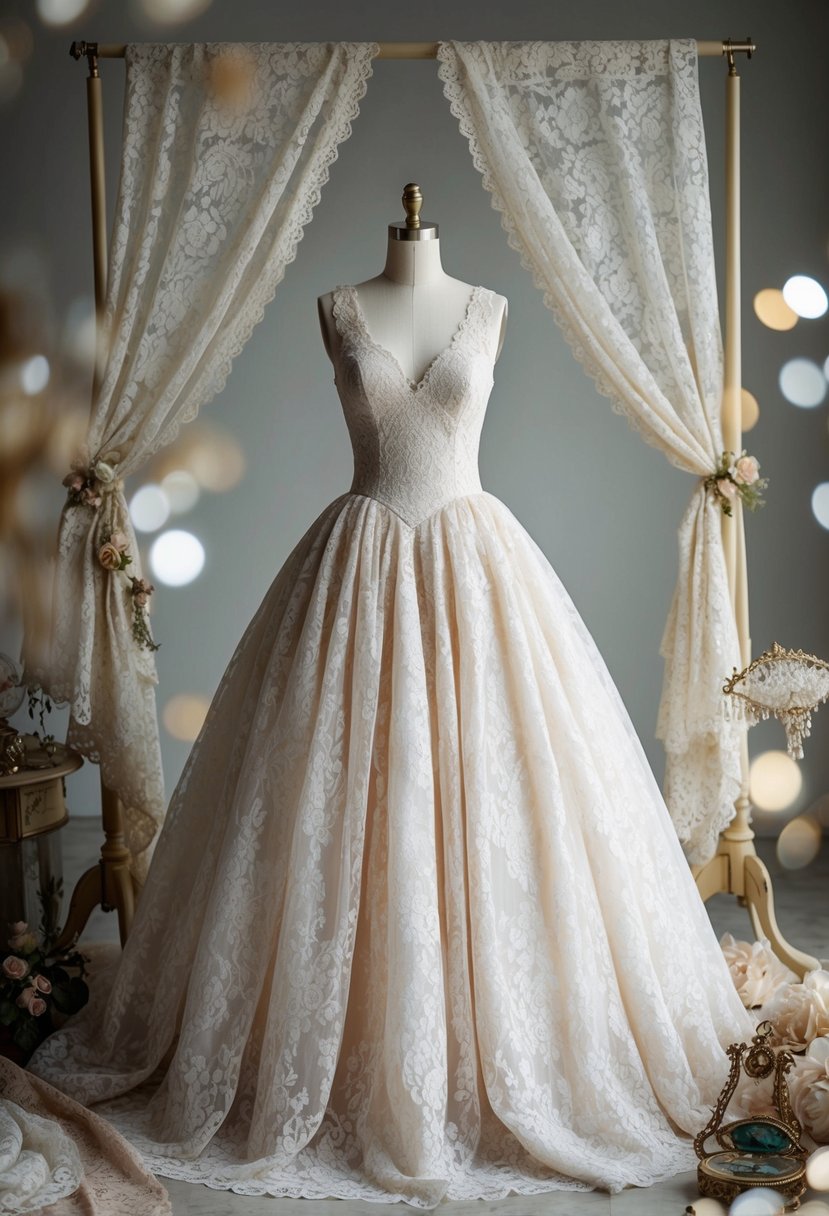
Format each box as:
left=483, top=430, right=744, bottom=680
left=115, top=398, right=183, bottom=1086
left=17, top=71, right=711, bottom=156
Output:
left=402, top=183, right=423, bottom=229
left=388, top=182, right=437, bottom=242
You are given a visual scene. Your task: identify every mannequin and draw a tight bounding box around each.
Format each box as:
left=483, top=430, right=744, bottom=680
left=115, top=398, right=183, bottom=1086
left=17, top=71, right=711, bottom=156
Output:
left=318, top=183, right=508, bottom=381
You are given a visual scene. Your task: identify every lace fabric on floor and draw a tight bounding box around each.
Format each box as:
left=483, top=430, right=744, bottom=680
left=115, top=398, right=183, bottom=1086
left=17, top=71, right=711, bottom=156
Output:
left=0, top=1057, right=170, bottom=1215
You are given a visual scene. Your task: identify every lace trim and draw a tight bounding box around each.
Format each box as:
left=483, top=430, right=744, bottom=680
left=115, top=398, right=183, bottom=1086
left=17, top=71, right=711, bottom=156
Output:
left=134, top=42, right=379, bottom=464
left=331, top=282, right=489, bottom=394
left=435, top=39, right=714, bottom=467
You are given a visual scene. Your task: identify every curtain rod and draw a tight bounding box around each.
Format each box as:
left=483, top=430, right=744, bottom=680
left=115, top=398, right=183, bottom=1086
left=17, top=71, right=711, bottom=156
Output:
left=71, top=38, right=756, bottom=68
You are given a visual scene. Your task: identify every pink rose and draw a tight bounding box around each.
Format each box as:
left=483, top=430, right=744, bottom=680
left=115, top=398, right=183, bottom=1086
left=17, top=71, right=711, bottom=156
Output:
left=734, top=454, right=760, bottom=485
left=717, top=477, right=738, bottom=500
left=32, top=974, right=51, bottom=994
left=62, top=472, right=84, bottom=492
left=98, top=542, right=122, bottom=571
left=29, top=996, right=47, bottom=1016
left=16, top=986, right=35, bottom=1011
left=2, top=956, right=29, bottom=980
left=8, top=921, right=27, bottom=938
left=109, top=530, right=130, bottom=552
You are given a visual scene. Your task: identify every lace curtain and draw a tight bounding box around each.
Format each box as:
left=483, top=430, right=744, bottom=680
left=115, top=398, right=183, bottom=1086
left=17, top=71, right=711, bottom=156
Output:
left=438, top=39, right=744, bottom=864
left=39, top=41, right=377, bottom=877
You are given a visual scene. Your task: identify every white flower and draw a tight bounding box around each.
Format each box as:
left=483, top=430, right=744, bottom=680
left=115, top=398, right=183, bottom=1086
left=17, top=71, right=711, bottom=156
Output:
left=788, top=1036, right=829, bottom=1143
left=763, top=969, right=829, bottom=1052
left=92, top=460, right=116, bottom=484
left=720, top=933, right=799, bottom=1009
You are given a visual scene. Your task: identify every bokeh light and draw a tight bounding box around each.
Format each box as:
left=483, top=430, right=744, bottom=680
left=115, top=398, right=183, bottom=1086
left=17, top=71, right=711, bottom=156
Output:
left=783, top=274, right=829, bottom=320
left=136, top=0, right=213, bottom=25
left=160, top=469, right=200, bottom=514
left=0, top=18, right=34, bottom=65
left=150, top=529, right=205, bottom=586
left=728, top=1187, right=785, bottom=1215
left=741, top=388, right=760, bottom=431
left=776, top=814, right=822, bottom=869
left=0, top=57, right=23, bottom=106
left=812, top=483, right=829, bottom=531
left=753, top=288, right=798, bottom=332
left=162, top=693, right=210, bottom=742
left=35, top=0, right=91, bottom=27
left=20, top=355, right=50, bottom=395
left=184, top=425, right=246, bottom=492
left=806, top=1144, right=829, bottom=1191
left=779, top=358, right=827, bottom=408
left=61, top=296, right=97, bottom=367
left=130, top=484, right=171, bottom=533
left=808, top=793, right=829, bottom=829
left=749, top=750, right=803, bottom=812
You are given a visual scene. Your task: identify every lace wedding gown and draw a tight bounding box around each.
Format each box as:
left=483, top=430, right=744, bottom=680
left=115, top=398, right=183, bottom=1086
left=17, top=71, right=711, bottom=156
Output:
left=29, top=283, right=756, bottom=1207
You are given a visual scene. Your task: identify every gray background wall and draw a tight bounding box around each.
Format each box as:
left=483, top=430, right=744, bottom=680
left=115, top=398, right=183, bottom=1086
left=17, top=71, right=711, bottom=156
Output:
left=1, top=0, right=827, bottom=841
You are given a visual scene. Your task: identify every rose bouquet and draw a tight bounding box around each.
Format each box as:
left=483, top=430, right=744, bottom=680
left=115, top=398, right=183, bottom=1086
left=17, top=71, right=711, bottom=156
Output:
left=0, top=920, right=88, bottom=1062
left=705, top=449, right=768, bottom=517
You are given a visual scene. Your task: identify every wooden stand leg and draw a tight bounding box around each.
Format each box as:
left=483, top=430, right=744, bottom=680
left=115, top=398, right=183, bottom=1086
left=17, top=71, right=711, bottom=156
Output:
left=694, top=789, right=819, bottom=978
left=53, top=775, right=140, bottom=950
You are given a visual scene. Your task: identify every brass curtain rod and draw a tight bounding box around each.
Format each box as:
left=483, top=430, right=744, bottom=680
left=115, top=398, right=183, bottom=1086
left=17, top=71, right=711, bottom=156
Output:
left=71, top=38, right=756, bottom=71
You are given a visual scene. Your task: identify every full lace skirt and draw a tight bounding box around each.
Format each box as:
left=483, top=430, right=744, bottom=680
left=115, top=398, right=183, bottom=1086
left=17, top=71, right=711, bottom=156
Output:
left=28, top=490, right=755, bottom=1207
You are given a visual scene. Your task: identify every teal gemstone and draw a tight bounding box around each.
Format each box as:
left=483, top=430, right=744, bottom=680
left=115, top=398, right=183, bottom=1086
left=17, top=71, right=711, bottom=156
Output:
left=729, top=1121, right=795, bottom=1154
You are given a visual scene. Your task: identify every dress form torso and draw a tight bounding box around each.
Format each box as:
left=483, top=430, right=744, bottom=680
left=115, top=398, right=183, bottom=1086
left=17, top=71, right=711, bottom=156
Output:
left=318, top=235, right=508, bottom=384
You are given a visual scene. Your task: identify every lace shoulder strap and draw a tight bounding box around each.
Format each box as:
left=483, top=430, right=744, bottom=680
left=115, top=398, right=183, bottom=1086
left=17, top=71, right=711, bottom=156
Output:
left=466, top=286, right=507, bottom=360
left=330, top=284, right=362, bottom=352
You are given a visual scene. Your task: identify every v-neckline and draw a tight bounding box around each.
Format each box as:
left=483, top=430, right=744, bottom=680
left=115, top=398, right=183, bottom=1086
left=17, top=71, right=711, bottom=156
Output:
left=342, top=283, right=484, bottom=393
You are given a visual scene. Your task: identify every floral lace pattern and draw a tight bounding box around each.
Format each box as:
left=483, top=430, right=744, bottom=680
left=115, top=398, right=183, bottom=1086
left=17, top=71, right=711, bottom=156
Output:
left=36, top=42, right=378, bottom=874
left=436, top=39, right=744, bottom=862
left=0, top=1057, right=170, bottom=1214
left=30, top=279, right=757, bottom=1205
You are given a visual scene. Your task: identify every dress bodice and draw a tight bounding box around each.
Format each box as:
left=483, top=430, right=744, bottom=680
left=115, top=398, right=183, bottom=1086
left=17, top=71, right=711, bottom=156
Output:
left=330, top=284, right=504, bottom=528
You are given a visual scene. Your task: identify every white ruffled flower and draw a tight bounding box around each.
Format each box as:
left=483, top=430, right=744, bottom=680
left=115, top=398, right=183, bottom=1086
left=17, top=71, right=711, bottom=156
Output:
left=92, top=460, right=116, bottom=484
left=763, top=969, right=829, bottom=1052
left=720, top=933, right=799, bottom=1009
left=788, top=1035, right=829, bottom=1144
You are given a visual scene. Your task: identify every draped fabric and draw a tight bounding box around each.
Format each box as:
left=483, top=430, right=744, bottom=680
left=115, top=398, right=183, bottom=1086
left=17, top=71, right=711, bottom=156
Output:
left=437, top=38, right=743, bottom=863
left=0, top=1056, right=171, bottom=1214
left=38, top=41, right=377, bottom=875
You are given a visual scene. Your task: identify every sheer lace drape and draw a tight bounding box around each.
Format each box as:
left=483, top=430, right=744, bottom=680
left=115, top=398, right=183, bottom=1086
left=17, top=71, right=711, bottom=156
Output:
left=37, top=42, right=377, bottom=875
left=437, top=39, right=743, bottom=863
left=0, top=1057, right=171, bottom=1214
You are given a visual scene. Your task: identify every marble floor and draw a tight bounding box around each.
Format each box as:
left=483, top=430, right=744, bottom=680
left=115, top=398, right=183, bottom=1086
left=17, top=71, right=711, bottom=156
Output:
left=58, top=822, right=829, bottom=1215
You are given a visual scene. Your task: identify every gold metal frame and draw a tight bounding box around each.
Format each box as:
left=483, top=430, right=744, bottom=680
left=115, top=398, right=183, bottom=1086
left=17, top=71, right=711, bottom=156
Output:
left=692, top=1023, right=807, bottom=1209
left=65, top=36, right=817, bottom=973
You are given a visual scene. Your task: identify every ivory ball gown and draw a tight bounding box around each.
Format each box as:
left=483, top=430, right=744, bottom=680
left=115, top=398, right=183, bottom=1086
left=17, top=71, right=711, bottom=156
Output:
left=28, top=283, right=756, bottom=1207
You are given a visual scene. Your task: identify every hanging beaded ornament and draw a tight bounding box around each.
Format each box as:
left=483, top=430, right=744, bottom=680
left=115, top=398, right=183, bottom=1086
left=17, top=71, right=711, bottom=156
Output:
left=724, top=642, right=829, bottom=759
